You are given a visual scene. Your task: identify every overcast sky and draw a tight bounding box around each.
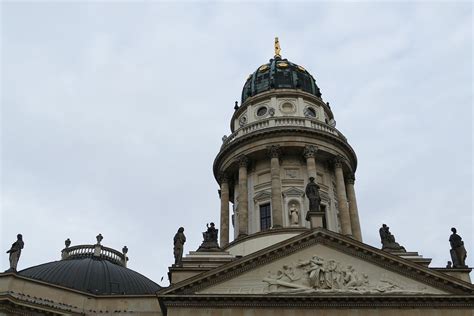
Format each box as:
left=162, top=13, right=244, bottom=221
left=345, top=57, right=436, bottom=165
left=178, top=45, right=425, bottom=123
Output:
left=1, top=2, right=472, bottom=286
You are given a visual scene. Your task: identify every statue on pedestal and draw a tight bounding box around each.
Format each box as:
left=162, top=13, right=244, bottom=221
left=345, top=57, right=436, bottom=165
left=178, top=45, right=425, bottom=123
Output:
left=449, top=227, right=467, bottom=268
left=173, top=227, right=186, bottom=266
left=5, top=234, right=24, bottom=272
left=379, top=224, right=406, bottom=252
left=197, top=222, right=220, bottom=252
left=305, top=177, right=321, bottom=213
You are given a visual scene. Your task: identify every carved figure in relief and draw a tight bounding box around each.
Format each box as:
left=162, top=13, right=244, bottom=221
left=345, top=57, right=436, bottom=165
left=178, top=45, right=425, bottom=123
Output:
left=173, top=227, right=186, bottom=266
left=5, top=234, right=24, bottom=272
left=263, top=255, right=427, bottom=294
left=289, top=203, right=299, bottom=226
left=305, top=177, right=321, bottom=213
left=449, top=227, right=467, bottom=268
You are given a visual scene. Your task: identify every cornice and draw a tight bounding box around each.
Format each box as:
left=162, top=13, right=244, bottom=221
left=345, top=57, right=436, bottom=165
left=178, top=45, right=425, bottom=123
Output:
left=159, top=229, right=474, bottom=297
left=213, top=126, right=358, bottom=180
left=158, top=294, right=474, bottom=309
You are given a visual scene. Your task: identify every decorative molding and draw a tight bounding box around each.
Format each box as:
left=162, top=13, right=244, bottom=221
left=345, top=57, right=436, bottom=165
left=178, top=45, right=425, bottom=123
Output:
left=253, top=191, right=271, bottom=203
left=160, top=230, right=474, bottom=297
left=346, top=173, right=355, bottom=185
left=333, top=156, right=345, bottom=168
left=267, top=145, right=281, bottom=159
left=239, top=115, right=247, bottom=127
left=238, top=156, right=249, bottom=168
left=263, top=255, right=430, bottom=294
left=303, top=145, right=318, bottom=159
left=282, top=187, right=305, bottom=198
left=218, top=172, right=229, bottom=184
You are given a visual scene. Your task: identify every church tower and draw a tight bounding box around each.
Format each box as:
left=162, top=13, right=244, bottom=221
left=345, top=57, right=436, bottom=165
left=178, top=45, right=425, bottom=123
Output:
left=214, top=39, right=362, bottom=251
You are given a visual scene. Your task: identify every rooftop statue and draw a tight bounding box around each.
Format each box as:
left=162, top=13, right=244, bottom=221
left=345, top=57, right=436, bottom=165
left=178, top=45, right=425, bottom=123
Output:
left=449, top=227, right=468, bottom=268
left=274, top=37, right=281, bottom=57
left=5, top=234, right=24, bottom=272
left=197, top=222, right=220, bottom=252
left=96, top=233, right=103, bottom=245
left=305, top=177, right=321, bottom=213
left=173, top=227, right=186, bottom=266
left=379, top=224, right=406, bottom=252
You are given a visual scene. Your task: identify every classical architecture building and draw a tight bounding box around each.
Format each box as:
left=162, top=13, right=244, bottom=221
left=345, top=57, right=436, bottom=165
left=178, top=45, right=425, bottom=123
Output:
left=1, top=41, right=473, bottom=315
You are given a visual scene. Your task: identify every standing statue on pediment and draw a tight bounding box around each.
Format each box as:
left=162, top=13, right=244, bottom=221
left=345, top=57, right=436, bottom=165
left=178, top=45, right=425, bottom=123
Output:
left=5, top=234, right=24, bottom=272
left=449, top=227, right=467, bottom=268
left=173, top=227, right=186, bottom=266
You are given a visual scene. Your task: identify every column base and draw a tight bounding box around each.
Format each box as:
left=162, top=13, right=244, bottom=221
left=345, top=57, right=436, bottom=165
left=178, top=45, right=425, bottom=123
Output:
left=271, top=225, right=283, bottom=229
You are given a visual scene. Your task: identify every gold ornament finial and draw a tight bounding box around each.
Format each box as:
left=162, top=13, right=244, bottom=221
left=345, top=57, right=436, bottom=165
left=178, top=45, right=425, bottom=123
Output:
left=274, top=37, right=281, bottom=57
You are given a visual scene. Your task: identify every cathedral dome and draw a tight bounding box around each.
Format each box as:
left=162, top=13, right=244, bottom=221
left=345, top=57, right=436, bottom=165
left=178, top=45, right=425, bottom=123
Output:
left=241, top=56, right=322, bottom=104
left=18, top=239, right=161, bottom=296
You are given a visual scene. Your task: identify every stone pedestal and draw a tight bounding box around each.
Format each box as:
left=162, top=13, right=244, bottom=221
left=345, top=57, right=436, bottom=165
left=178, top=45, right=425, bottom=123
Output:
left=306, top=211, right=326, bottom=229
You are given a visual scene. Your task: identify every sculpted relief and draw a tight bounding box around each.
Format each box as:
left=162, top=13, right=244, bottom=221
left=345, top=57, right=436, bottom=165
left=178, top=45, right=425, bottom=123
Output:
left=263, top=255, right=429, bottom=294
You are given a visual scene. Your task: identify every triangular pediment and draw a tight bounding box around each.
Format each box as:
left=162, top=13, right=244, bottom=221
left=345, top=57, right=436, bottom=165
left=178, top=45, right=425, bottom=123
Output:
left=282, top=187, right=305, bottom=198
left=253, top=190, right=271, bottom=202
left=159, top=229, right=473, bottom=297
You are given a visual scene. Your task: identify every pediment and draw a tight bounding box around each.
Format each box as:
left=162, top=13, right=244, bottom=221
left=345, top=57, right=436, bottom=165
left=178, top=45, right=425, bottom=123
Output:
left=160, top=229, right=473, bottom=297
left=282, top=187, right=305, bottom=198
left=253, top=190, right=271, bottom=202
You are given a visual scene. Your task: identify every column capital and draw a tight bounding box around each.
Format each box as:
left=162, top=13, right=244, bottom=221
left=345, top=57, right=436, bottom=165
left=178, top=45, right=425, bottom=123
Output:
left=218, top=172, right=229, bottom=184
left=303, top=145, right=318, bottom=159
left=237, top=155, right=249, bottom=167
left=332, top=156, right=345, bottom=168
left=267, top=145, right=281, bottom=158
left=346, top=173, right=355, bottom=184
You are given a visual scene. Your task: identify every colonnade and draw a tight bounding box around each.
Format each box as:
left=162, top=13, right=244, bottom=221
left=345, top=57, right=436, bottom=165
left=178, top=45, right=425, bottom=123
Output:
left=218, top=145, right=362, bottom=247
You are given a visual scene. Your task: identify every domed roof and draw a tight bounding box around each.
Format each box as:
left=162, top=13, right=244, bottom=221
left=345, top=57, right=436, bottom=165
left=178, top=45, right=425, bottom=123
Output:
left=241, top=56, right=322, bottom=104
left=19, top=257, right=161, bottom=295
left=18, top=237, right=161, bottom=296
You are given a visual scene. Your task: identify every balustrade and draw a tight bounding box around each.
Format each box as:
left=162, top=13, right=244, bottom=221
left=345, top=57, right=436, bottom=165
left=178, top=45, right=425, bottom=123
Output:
left=221, top=116, right=346, bottom=148
left=61, top=244, right=127, bottom=267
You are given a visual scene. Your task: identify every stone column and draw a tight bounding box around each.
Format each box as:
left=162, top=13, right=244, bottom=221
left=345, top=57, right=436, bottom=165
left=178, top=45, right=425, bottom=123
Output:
left=334, top=157, right=352, bottom=236
left=303, top=145, right=318, bottom=179
left=268, top=145, right=283, bottom=228
left=346, top=174, right=362, bottom=242
left=237, top=156, right=249, bottom=237
left=219, top=173, right=230, bottom=247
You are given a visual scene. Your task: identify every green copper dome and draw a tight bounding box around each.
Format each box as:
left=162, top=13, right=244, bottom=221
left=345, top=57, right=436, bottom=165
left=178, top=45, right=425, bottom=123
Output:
left=241, top=56, right=322, bottom=104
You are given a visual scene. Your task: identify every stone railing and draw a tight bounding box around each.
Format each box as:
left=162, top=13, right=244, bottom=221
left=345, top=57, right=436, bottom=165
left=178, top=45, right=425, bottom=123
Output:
left=221, top=116, right=346, bottom=148
left=61, top=244, right=128, bottom=267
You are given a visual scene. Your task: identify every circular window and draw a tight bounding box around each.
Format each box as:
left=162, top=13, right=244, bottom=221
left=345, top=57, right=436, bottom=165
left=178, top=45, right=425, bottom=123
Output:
left=257, top=106, right=268, bottom=117
left=305, top=107, right=317, bottom=118
left=239, top=115, right=247, bottom=126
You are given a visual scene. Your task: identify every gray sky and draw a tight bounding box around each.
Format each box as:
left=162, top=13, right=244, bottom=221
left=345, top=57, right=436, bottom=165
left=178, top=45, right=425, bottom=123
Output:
left=1, top=2, right=472, bottom=286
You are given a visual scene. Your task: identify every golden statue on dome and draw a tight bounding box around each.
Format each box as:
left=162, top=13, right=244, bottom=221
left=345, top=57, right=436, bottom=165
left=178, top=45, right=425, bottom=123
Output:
left=274, top=37, right=281, bottom=57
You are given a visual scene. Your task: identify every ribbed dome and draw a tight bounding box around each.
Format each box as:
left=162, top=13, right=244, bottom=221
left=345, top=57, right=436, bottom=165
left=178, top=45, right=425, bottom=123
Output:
left=241, top=56, right=322, bottom=104
left=18, top=257, right=161, bottom=295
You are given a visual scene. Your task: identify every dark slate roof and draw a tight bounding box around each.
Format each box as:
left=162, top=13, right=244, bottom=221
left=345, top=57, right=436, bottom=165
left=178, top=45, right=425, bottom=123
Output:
left=241, top=56, right=322, bottom=104
left=18, top=257, right=161, bottom=295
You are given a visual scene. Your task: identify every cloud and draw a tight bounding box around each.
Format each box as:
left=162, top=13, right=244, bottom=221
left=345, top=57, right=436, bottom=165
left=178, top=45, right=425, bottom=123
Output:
left=1, top=2, right=472, bottom=284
